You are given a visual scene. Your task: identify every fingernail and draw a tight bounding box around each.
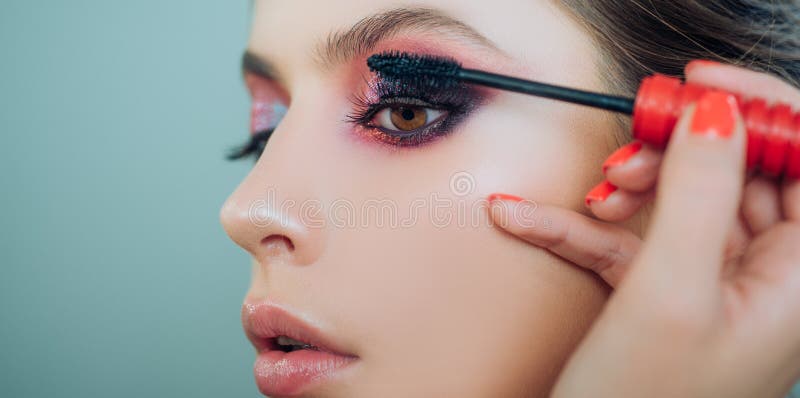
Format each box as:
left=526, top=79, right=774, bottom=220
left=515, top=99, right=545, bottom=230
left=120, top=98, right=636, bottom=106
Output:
left=585, top=180, right=617, bottom=207
left=602, top=141, right=643, bottom=173
left=487, top=193, right=524, bottom=203
left=690, top=91, right=739, bottom=139
left=685, top=59, right=720, bottom=75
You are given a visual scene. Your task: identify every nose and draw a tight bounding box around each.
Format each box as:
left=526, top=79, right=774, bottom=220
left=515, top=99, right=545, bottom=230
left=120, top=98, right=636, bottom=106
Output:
left=220, top=157, right=327, bottom=267
left=220, top=186, right=322, bottom=265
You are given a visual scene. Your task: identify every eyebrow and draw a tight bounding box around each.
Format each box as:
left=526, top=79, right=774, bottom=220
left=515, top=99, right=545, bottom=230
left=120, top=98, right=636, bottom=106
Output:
left=242, top=51, right=278, bottom=79
left=242, top=7, right=501, bottom=79
left=315, top=7, right=500, bottom=66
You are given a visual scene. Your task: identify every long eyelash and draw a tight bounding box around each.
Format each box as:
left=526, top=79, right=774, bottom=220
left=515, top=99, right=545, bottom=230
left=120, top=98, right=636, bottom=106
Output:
left=346, top=76, right=482, bottom=146
left=346, top=96, right=444, bottom=127
left=347, top=76, right=469, bottom=123
left=227, top=129, right=274, bottom=161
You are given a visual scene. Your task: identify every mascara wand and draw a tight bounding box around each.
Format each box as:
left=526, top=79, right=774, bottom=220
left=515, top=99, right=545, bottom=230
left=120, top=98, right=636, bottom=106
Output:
left=368, top=51, right=635, bottom=115
left=367, top=51, right=800, bottom=178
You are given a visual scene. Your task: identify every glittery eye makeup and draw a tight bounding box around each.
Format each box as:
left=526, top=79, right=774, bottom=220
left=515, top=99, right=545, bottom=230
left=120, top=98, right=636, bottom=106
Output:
left=346, top=70, right=485, bottom=147
left=249, top=74, right=288, bottom=134
left=228, top=73, right=288, bottom=161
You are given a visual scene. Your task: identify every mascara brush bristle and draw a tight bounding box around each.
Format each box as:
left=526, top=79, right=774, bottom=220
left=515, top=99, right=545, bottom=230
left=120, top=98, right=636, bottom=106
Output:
left=367, top=51, right=463, bottom=88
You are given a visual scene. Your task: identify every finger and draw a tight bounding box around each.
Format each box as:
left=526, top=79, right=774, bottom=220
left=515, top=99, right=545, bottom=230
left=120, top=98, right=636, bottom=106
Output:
left=742, top=176, right=783, bottom=234
left=603, top=141, right=663, bottom=192
left=488, top=195, right=641, bottom=287
left=730, top=223, right=800, bottom=387
left=585, top=180, right=652, bottom=222
left=737, top=223, right=800, bottom=324
left=722, top=215, right=751, bottom=278
left=686, top=60, right=800, bottom=110
left=641, top=91, right=747, bottom=287
left=783, top=179, right=800, bottom=221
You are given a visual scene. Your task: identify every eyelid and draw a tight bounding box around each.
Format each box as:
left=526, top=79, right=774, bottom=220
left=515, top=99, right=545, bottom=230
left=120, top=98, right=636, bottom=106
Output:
left=244, top=72, right=290, bottom=102
left=245, top=72, right=289, bottom=135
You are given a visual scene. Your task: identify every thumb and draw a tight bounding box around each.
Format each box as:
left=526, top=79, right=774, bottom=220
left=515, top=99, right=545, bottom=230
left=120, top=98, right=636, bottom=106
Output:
left=639, top=90, right=747, bottom=288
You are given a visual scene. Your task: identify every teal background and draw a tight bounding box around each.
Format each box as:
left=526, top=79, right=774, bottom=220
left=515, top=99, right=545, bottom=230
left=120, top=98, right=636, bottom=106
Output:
left=1, top=1, right=259, bottom=397
left=1, top=1, right=799, bottom=398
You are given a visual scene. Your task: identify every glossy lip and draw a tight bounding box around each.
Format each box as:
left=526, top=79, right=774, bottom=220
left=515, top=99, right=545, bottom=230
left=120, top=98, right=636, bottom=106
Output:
left=242, top=300, right=358, bottom=397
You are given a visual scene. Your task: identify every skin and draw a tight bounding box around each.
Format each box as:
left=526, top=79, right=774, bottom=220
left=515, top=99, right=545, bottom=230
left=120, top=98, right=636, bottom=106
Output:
left=221, top=0, right=621, bottom=396
left=494, top=62, right=800, bottom=397
left=225, top=0, right=800, bottom=395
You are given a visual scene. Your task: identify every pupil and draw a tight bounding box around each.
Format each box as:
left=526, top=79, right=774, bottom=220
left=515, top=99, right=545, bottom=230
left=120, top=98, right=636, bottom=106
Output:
left=401, top=108, right=415, bottom=120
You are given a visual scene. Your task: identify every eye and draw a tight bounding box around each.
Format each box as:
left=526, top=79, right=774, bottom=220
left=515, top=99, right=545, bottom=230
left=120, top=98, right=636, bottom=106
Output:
left=372, top=105, right=446, bottom=133
left=227, top=72, right=289, bottom=162
left=227, top=129, right=274, bottom=161
left=347, top=74, right=484, bottom=147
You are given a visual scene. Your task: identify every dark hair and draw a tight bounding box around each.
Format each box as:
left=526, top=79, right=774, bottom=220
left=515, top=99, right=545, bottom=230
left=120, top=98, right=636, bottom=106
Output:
left=560, top=0, right=800, bottom=139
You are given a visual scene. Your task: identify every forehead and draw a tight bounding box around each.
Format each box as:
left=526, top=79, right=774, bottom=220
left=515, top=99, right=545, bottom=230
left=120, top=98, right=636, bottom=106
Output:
left=248, top=0, right=600, bottom=89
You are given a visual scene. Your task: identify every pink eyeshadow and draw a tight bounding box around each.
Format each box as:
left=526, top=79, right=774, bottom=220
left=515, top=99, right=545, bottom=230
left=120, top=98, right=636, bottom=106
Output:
left=251, top=101, right=287, bottom=133
left=246, top=73, right=288, bottom=134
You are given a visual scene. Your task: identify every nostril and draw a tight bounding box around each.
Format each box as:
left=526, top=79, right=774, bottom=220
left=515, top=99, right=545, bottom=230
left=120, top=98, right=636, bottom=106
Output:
left=260, top=234, right=295, bottom=255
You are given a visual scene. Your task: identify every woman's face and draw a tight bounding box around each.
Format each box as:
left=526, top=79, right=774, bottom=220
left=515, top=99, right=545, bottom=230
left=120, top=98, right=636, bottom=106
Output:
left=221, top=1, right=617, bottom=396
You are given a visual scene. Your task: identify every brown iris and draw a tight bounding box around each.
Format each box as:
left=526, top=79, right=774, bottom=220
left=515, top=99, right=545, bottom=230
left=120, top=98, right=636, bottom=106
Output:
left=389, top=106, right=427, bottom=131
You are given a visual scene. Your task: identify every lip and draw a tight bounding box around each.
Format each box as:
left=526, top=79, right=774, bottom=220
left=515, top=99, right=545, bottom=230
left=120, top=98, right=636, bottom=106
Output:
left=241, top=300, right=357, bottom=397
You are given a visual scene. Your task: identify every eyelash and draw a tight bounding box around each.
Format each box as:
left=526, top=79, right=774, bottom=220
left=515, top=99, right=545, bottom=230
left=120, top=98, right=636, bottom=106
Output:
left=346, top=78, right=481, bottom=147
left=227, top=129, right=274, bottom=161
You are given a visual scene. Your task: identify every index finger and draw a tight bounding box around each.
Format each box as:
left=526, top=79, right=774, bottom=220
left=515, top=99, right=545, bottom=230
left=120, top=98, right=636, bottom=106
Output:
left=685, top=60, right=800, bottom=110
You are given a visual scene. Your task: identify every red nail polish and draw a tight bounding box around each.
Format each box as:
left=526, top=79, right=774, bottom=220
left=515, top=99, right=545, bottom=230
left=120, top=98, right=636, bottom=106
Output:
left=487, top=193, right=524, bottom=203
left=585, top=181, right=618, bottom=206
left=685, top=59, right=721, bottom=75
left=602, top=141, right=643, bottom=173
left=691, top=91, right=739, bottom=138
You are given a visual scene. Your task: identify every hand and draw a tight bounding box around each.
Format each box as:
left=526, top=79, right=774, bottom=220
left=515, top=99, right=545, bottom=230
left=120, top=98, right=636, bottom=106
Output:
left=488, top=61, right=800, bottom=397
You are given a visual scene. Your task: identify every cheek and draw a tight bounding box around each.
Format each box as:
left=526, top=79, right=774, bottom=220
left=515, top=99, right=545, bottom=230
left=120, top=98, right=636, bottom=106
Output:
left=328, top=96, right=613, bottom=391
left=316, top=203, right=608, bottom=395
left=306, top=120, right=610, bottom=390
left=451, top=94, right=616, bottom=211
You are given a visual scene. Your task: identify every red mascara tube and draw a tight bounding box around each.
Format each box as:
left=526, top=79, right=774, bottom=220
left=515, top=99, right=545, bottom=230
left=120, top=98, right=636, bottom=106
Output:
left=633, top=75, right=800, bottom=178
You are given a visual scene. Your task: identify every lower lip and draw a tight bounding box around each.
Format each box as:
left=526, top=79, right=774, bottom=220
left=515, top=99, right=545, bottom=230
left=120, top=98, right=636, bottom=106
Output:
left=254, top=349, right=355, bottom=396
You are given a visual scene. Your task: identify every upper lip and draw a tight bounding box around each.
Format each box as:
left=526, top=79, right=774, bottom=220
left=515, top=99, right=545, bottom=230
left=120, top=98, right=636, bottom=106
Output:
left=241, top=299, right=356, bottom=357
